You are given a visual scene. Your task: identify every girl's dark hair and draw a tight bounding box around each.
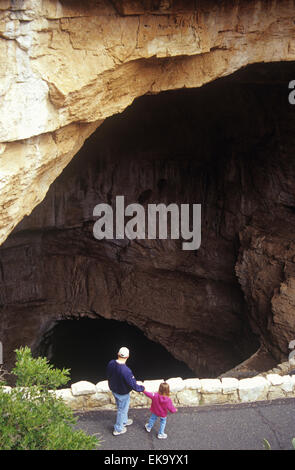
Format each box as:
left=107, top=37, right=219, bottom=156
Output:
left=158, top=382, right=170, bottom=396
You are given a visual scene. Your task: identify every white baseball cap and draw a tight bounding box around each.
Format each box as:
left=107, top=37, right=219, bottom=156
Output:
left=118, top=347, right=129, bottom=358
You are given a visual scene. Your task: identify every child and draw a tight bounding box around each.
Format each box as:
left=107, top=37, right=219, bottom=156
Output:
left=143, top=381, right=177, bottom=439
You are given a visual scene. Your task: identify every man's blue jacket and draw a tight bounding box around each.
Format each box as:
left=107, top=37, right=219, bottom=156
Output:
left=107, top=359, right=145, bottom=395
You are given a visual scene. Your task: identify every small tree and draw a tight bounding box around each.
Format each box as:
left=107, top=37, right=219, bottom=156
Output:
left=0, top=347, right=99, bottom=450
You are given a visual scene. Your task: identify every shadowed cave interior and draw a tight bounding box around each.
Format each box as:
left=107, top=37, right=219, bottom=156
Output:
left=37, top=318, right=195, bottom=385
left=2, top=61, right=295, bottom=382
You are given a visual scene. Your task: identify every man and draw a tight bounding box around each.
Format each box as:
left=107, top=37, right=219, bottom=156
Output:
left=107, top=346, right=145, bottom=436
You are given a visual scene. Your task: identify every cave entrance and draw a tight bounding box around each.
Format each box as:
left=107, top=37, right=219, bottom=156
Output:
left=4, top=61, right=295, bottom=379
left=37, top=317, right=195, bottom=385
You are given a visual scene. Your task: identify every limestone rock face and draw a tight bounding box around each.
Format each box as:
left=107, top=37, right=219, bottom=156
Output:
left=1, top=0, right=295, bottom=379
left=1, top=0, right=295, bottom=246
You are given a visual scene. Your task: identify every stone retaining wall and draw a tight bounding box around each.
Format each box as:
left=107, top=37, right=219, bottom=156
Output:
left=43, top=364, right=295, bottom=411
left=55, top=373, right=295, bottom=411
left=3, top=361, right=295, bottom=412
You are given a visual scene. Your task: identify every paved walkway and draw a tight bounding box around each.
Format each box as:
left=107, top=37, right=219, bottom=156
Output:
left=75, top=397, right=295, bottom=451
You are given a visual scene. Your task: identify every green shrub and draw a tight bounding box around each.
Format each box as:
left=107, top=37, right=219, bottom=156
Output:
left=0, top=347, right=99, bottom=450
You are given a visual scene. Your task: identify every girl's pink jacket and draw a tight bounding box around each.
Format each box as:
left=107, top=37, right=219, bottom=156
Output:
left=143, top=391, right=177, bottom=418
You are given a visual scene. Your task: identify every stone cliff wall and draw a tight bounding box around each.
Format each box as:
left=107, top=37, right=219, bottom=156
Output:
left=1, top=0, right=295, bottom=245
left=1, top=0, right=295, bottom=380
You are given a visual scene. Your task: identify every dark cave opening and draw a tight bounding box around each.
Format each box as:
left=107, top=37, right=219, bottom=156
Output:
left=37, top=318, right=195, bottom=385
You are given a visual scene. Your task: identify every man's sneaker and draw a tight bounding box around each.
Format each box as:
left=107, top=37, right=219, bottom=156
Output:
left=124, top=419, right=133, bottom=426
left=145, top=424, right=151, bottom=433
left=157, top=433, right=167, bottom=439
left=113, top=427, right=127, bottom=436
